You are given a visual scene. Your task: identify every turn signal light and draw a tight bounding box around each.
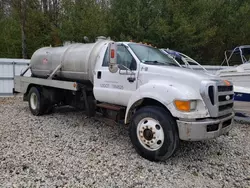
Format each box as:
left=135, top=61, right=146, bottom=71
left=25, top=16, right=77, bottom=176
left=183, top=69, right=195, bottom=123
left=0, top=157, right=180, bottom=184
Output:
left=174, top=100, right=197, bottom=112
left=174, top=100, right=190, bottom=112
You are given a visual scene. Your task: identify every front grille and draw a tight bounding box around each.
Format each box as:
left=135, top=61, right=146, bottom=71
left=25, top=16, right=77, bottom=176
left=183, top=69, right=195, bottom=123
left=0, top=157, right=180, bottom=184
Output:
left=218, top=94, right=234, bottom=102
left=217, top=84, right=234, bottom=116
left=218, top=86, right=233, bottom=92
left=219, top=103, right=233, bottom=111
left=201, top=80, right=234, bottom=117
left=208, top=86, right=215, bottom=105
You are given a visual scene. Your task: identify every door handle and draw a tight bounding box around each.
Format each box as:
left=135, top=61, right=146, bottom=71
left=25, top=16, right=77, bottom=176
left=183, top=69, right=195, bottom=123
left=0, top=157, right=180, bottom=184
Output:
left=97, top=71, right=102, bottom=79
left=127, top=77, right=136, bottom=83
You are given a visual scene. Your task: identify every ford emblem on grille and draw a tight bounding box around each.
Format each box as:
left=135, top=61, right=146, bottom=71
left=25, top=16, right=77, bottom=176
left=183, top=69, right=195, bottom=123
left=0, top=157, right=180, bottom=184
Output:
left=226, top=95, right=230, bottom=101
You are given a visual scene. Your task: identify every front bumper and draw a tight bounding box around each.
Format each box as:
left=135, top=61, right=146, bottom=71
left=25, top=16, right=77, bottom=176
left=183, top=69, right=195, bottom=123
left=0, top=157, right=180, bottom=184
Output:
left=177, top=113, right=234, bottom=141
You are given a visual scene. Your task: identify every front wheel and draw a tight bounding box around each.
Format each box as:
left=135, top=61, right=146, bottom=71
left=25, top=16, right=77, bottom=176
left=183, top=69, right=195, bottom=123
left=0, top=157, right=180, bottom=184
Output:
left=129, top=106, right=179, bottom=161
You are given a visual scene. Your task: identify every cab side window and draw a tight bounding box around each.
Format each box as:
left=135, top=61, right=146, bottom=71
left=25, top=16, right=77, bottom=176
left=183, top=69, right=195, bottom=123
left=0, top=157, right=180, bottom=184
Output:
left=102, top=47, right=109, bottom=67
left=102, top=45, right=137, bottom=70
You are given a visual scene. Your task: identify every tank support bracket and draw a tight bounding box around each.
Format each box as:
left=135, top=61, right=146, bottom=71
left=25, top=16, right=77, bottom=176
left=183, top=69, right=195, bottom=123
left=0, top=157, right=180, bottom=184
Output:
left=20, top=65, right=31, bottom=76
left=48, top=64, right=62, bottom=79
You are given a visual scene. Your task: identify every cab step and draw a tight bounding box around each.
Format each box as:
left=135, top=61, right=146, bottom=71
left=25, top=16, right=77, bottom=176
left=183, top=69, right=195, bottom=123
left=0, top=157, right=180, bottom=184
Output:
left=96, top=103, right=125, bottom=122
left=96, top=103, right=124, bottom=111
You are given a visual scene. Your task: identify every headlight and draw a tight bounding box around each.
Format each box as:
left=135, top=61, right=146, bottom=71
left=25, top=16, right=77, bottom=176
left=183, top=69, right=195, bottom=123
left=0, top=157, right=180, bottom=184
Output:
left=174, top=100, right=197, bottom=112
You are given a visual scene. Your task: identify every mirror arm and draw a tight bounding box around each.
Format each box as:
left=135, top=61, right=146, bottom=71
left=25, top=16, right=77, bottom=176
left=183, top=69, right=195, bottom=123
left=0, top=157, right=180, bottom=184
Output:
left=118, top=64, right=130, bottom=71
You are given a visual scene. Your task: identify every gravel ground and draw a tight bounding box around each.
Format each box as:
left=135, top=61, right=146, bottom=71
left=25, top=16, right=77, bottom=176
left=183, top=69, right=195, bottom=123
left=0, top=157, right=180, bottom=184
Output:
left=0, top=96, right=249, bottom=188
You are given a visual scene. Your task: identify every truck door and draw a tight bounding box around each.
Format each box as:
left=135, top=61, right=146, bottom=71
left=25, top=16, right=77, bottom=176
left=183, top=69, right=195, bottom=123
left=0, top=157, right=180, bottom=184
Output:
left=94, top=44, right=138, bottom=106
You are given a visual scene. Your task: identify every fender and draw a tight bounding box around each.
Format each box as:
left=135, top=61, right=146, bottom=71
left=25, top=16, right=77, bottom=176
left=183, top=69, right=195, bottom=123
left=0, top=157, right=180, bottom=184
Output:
left=125, top=80, right=210, bottom=124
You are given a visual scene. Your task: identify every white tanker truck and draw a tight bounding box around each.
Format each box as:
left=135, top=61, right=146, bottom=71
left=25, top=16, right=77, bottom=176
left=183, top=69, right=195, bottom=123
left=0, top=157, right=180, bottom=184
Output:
left=14, top=37, right=235, bottom=161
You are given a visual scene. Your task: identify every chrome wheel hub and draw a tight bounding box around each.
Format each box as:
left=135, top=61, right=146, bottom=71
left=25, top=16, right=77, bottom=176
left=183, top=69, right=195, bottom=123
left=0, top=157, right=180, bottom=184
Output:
left=137, top=118, right=164, bottom=151
left=30, top=93, right=38, bottom=110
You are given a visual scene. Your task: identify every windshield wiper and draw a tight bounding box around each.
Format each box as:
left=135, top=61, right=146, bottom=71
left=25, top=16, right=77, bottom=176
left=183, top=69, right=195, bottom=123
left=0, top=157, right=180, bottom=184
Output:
left=167, top=62, right=179, bottom=67
left=143, top=60, right=179, bottom=67
left=143, top=61, right=166, bottom=65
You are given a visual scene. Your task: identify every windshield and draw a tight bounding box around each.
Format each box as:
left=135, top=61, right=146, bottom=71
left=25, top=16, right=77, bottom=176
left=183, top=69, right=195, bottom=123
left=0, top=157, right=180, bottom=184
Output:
left=128, top=43, right=179, bottom=66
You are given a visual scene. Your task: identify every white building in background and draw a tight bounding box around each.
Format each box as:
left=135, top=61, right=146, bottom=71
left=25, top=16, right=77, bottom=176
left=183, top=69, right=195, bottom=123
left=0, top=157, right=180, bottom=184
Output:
left=0, top=58, right=30, bottom=96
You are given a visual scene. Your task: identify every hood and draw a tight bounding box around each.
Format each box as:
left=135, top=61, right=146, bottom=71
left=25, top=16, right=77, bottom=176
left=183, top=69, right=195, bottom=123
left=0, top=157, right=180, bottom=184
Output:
left=139, top=64, right=221, bottom=89
left=144, top=64, right=220, bottom=78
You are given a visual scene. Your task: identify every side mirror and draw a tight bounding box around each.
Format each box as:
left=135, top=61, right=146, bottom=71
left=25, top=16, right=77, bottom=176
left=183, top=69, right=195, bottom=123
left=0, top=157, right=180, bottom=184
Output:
left=108, top=42, right=118, bottom=73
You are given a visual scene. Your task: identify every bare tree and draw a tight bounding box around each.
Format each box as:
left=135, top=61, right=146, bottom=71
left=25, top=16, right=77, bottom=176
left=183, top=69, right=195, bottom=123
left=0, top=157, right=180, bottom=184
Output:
left=41, top=0, right=48, bottom=13
left=21, top=0, right=27, bottom=59
left=12, top=0, right=28, bottom=59
left=0, top=0, right=12, bottom=17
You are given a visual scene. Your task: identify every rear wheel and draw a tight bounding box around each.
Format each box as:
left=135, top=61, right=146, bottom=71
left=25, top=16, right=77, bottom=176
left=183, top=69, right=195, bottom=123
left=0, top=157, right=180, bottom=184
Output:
left=28, top=87, right=46, bottom=116
left=129, top=106, right=179, bottom=161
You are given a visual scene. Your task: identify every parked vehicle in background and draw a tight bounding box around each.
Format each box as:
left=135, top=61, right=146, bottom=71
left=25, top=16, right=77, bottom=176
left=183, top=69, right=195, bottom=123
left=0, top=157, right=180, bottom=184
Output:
left=14, top=37, right=234, bottom=161
left=161, top=46, right=250, bottom=103
left=160, top=48, right=228, bottom=74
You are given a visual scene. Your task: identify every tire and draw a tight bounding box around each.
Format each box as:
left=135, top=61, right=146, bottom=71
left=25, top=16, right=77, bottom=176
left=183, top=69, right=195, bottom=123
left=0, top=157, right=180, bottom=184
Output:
left=129, top=106, right=179, bottom=161
left=44, top=105, right=54, bottom=114
left=28, top=87, right=46, bottom=116
left=85, top=95, right=96, bottom=117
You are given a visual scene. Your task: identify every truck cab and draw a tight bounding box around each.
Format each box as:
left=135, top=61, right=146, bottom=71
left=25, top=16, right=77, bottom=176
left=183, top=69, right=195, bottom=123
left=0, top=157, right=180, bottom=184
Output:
left=93, top=41, right=234, bottom=160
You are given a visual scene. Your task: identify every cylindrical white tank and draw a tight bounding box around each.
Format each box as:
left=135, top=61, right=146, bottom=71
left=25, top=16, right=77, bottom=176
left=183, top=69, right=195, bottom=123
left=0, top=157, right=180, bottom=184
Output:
left=30, top=39, right=111, bottom=83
